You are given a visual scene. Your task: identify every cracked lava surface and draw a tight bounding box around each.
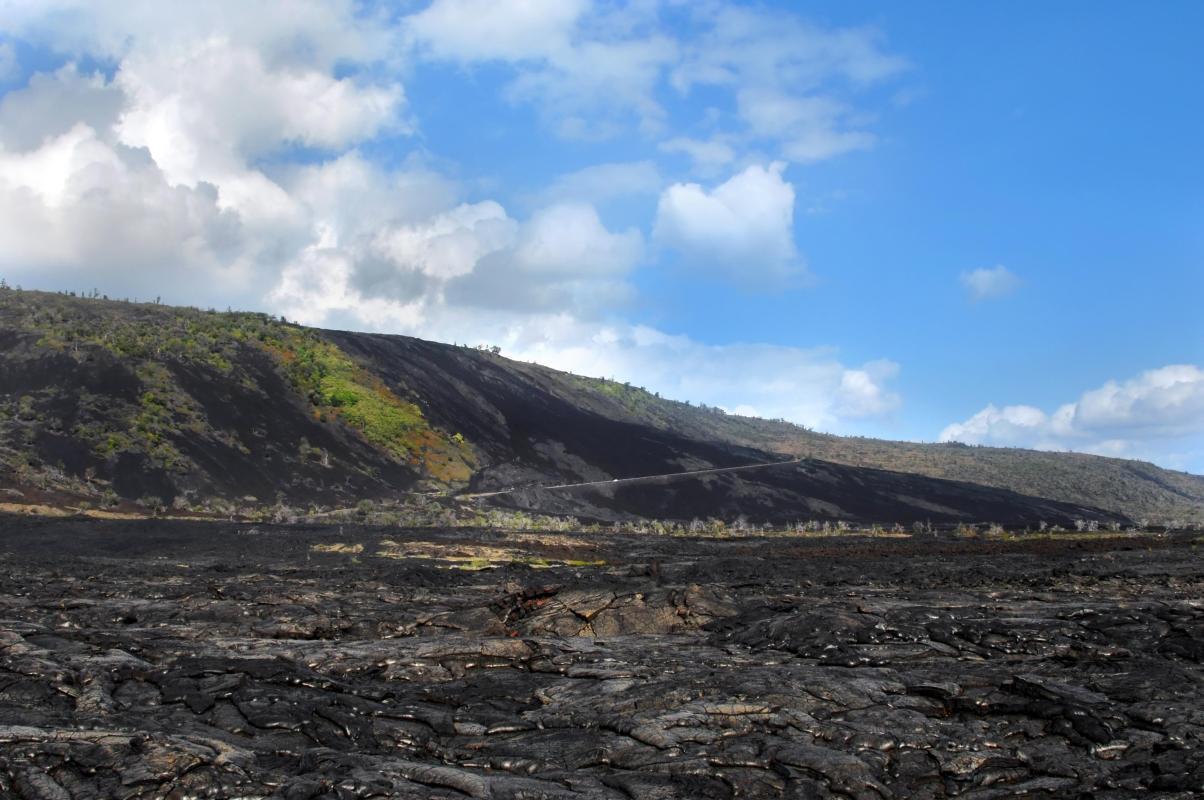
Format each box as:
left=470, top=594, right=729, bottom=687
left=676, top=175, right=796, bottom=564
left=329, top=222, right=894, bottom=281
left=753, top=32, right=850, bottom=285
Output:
left=0, top=516, right=1201, bottom=798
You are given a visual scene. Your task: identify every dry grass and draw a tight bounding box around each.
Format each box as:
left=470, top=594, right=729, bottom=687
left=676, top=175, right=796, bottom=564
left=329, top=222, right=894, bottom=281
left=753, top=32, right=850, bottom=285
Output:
left=984, top=529, right=1146, bottom=542
left=0, top=502, right=73, bottom=517
left=373, top=538, right=605, bottom=570
left=310, top=542, right=365, bottom=554
left=0, top=502, right=155, bottom=520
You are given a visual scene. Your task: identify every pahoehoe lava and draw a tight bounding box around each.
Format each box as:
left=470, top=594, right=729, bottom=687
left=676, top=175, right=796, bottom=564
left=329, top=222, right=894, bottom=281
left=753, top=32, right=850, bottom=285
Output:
left=0, top=516, right=1201, bottom=798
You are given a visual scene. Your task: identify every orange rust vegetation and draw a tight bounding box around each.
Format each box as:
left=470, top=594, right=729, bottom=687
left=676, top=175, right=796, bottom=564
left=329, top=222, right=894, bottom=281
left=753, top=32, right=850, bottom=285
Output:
left=260, top=329, right=476, bottom=485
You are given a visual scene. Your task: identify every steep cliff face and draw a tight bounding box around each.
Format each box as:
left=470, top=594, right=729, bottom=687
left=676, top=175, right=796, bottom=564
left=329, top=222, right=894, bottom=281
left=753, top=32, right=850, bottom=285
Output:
left=0, top=289, right=1180, bottom=525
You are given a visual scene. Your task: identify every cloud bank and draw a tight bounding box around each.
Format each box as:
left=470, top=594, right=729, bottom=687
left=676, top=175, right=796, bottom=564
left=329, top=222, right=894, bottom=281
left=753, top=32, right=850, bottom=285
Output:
left=1, top=2, right=1194, bottom=469
left=0, top=1, right=907, bottom=435
left=940, top=365, right=1204, bottom=469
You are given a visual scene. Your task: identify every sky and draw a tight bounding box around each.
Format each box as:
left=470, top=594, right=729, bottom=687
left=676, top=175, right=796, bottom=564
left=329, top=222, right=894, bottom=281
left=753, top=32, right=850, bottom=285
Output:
left=0, top=0, right=1201, bottom=472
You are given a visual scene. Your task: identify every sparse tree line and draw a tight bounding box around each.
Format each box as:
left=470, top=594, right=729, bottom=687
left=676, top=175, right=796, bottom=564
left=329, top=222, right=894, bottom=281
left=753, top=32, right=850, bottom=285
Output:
left=49, top=489, right=1193, bottom=537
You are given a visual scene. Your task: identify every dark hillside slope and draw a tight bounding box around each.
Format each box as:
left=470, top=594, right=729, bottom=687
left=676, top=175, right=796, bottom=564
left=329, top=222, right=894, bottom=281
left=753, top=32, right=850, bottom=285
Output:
left=328, top=330, right=1120, bottom=525
left=0, top=290, right=1167, bottom=525
left=494, top=458, right=1120, bottom=527
left=0, top=302, right=421, bottom=507
left=461, top=367, right=1204, bottom=526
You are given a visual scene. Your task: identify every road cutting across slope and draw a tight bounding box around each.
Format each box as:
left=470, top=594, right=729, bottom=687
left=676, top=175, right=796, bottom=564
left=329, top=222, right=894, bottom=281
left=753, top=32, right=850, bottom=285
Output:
left=460, top=457, right=805, bottom=499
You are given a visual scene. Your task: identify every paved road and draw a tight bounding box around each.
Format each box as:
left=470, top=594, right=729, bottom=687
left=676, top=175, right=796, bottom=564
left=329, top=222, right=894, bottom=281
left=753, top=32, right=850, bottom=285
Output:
left=307, top=458, right=804, bottom=516
left=460, top=457, right=804, bottom=499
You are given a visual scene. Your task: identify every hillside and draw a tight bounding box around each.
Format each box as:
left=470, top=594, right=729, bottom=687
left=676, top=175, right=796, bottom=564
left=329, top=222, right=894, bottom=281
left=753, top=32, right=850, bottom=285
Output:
left=511, top=372, right=1204, bottom=526
left=1, top=288, right=1195, bottom=525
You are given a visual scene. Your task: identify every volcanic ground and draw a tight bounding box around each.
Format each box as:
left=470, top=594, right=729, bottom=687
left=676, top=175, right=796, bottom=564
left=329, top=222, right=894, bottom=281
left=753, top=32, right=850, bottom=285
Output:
left=0, top=516, right=1202, bottom=798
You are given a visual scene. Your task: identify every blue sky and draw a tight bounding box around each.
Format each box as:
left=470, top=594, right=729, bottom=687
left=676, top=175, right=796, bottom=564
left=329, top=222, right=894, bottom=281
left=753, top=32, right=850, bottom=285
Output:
left=1, top=1, right=1201, bottom=471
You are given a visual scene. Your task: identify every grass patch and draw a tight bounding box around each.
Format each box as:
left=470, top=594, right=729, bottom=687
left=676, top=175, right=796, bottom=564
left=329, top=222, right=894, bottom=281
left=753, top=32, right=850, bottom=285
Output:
left=372, top=539, right=607, bottom=569
left=310, top=542, right=365, bottom=554
left=262, top=329, right=475, bottom=483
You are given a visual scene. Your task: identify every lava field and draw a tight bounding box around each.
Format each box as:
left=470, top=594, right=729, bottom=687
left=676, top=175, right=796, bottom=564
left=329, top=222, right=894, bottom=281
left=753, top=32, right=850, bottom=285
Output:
left=0, top=516, right=1201, bottom=798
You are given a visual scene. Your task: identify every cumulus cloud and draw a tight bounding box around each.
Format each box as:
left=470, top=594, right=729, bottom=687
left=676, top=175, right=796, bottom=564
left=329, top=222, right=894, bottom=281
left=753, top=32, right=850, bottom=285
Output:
left=275, top=196, right=643, bottom=318
left=0, top=64, right=123, bottom=150
left=269, top=233, right=429, bottom=330
left=0, top=122, right=248, bottom=297
left=654, top=162, right=803, bottom=279
left=283, top=152, right=460, bottom=242
left=456, top=203, right=644, bottom=312
left=960, top=265, right=1020, bottom=301
left=512, top=204, right=643, bottom=275
left=373, top=201, right=516, bottom=282
left=115, top=40, right=404, bottom=186
left=0, top=4, right=405, bottom=304
left=940, top=365, right=1204, bottom=468
left=0, top=1, right=907, bottom=435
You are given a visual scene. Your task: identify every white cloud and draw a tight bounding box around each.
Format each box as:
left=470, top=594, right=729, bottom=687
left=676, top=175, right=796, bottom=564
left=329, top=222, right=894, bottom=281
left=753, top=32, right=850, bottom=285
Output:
left=406, top=0, right=587, bottom=62
left=373, top=201, right=516, bottom=281
left=0, top=4, right=404, bottom=304
left=263, top=287, right=902, bottom=432
left=669, top=6, right=906, bottom=162
left=940, top=365, right=1204, bottom=469
left=405, top=1, right=904, bottom=152
left=0, top=123, right=248, bottom=296
left=408, top=0, right=675, bottom=137
left=284, top=152, right=460, bottom=241
left=537, top=160, right=661, bottom=207
left=1074, top=365, right=1204, bottom=438
left=367, top=201, right=643, bottom=314
left=654, top=162, right=803, bottom=279
left=0, top=0, right=392, bottom=69
left=501, top=321, right=900, bottom=431
left=0, top=1, right=906, bottom=437
left=737, top=88, right=875, bottom=162
left=505, top=34, right=677, bottom=138
left=658, top=136, right=736, bottom=174
left=442, top=203, right=642, bottom=313
left=960, top=265, right=1020, bottom=301
left=670, top=6, right=907, bottom=93
left=0, top=64, right=123, bottom=150
left=114, top=38, right=404, bottom=190
left=513, top=203, right=643, bottom=275
left=269, top=232, right=429, bottom=330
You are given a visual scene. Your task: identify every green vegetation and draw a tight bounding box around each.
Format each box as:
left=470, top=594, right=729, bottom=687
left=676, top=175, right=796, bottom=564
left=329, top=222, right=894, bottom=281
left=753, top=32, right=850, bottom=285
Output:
left=2, top=287, right=1201, bottom=525
left=260, top=327, right=474, bottom=482
left=0, top=289, right=475, bottom=504
left=565, top=373, right=684, bottom=425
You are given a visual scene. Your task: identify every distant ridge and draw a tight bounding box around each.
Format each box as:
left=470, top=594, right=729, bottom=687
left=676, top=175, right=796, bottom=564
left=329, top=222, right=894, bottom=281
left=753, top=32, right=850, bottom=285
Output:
left=2, top=288, right=1197, bottom=525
